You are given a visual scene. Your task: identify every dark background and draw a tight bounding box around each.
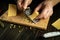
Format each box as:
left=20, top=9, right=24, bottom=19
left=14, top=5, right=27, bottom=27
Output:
left=0, top=0, right=60, bottom=40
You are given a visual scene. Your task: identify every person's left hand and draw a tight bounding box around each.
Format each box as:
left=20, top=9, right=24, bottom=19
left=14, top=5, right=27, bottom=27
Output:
left=34, top=1, right=53, bottom=19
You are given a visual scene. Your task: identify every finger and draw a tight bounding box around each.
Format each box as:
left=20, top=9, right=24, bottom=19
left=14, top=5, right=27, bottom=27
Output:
left=23, top=0, right=32, bottom=9
left=17, top=0, right=23, bottom=9
left=49, top=9, right=53, bottom=16
left=36, top=6, right=49, bottom=19
left=35, top=13, right=44, bottom=19
left=28, top=0, right=32, bottom=5
left=18, top=0, right=23, bottom=6
left=34, top=3, right=43, bottom=19
left=34, top=3, right=42, bottom=12
left=44, top=8, right=53, bottom=19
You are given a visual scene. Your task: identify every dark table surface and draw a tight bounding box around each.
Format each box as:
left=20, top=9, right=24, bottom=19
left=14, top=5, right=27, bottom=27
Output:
left=0, top=1, right=60, bottom=40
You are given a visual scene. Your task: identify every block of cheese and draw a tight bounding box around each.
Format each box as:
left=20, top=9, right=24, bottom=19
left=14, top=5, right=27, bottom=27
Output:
left=8, top=4, right=17, bottom=17
left=29, top=11, right=39, bottom=20
left=52, top=18, right=60, bottom=30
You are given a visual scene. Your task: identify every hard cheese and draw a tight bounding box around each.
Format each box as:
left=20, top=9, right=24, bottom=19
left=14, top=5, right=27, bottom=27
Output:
left=8, top=4, right=17, bottom=17
left=29, top=11, right=39, bottom=20
left=52, top=18, right=60, bottom=30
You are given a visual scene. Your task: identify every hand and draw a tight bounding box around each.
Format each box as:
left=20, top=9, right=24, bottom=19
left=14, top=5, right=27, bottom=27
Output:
left=17, top=0, right=32, bottom=10
left=34, top=1, right=53, bottom=19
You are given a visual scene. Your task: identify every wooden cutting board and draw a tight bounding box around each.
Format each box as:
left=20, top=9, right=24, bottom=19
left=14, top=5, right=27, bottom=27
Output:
left=0, top=4, right=50, bottom=30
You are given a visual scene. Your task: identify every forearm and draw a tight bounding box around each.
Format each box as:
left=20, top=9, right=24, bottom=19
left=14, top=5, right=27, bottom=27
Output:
left=45, top=0, right=60, bottom=7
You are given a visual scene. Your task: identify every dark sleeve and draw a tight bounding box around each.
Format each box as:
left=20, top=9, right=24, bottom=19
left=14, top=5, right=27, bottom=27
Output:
left=0, top=0, right=17, bottom=8
left=9, top=0, right=17, bottom=4
left=0, top=0, right=17, bottom=4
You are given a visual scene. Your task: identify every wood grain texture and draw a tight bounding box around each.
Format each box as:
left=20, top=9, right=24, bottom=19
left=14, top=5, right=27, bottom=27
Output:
left=0, top=4, right=50, bottom=30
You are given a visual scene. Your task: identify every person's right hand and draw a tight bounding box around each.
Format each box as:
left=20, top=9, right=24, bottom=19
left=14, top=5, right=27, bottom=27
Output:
left=17, top=0, right=32, bottom=10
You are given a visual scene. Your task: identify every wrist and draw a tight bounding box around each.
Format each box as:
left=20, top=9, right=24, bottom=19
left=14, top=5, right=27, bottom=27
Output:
left=45, top=0, right=60, bottom=7
left=44, top=0, right=54, bottom=7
